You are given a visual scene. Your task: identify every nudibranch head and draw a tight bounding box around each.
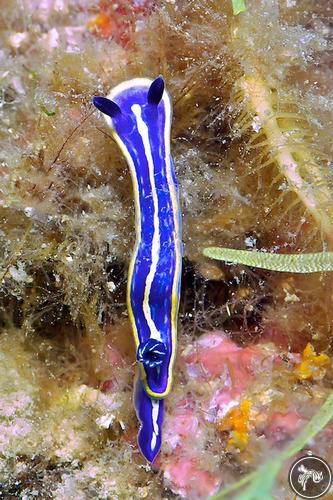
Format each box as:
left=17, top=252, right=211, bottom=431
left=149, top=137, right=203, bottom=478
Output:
left=92, top=75, right=167, bottom=140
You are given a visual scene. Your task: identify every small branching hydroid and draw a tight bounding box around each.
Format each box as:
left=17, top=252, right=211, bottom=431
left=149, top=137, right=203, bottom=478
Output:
left=232, top=75, right=333, bottom=245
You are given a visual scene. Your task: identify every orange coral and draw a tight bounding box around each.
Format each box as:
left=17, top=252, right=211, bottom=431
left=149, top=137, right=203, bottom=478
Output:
left=294, top=343, right=331, bottom=381
left=217, top=400, right=252, bottom=450
left=87, top=13, right=114, bottom=39
left=87, top=1, right=153, bottom=46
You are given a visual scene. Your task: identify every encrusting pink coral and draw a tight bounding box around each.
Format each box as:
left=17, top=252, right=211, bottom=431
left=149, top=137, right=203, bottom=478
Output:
left=163, top=458, right=221, bottom=499
left=184, top=332, right=265, bottom=396
left=155, top=333, right=264, bottom=496
left=160, top=394, right=222, bottom=497
left=163, top=407, right=200, bottom=451
left=157, top=329, right=327, bottom=497
left=265, top=410, right=305, bottom=444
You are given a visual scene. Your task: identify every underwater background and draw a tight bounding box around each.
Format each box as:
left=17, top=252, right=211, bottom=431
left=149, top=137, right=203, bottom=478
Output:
left=0, top=0, right=332, bottom=498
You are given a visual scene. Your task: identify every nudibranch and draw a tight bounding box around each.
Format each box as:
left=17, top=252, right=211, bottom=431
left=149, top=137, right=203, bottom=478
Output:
left=92, top=76, right=182, bottom=462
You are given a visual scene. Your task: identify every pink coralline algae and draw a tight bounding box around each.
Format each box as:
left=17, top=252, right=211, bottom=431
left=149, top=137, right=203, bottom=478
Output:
left=158, top=332, right=270, bottom=498
left=265, top=410, right=305, bottom=444
left=184, top=332, right=264, bottom=382
left=163, top=408, right=200, bottom=451
left=184, top=332, right=267, bottom=419
left=156, top=330, right=316, bottom=498
left=163, top=458, right=221, bottom=499
left=161, top=397, right=221, bottom=498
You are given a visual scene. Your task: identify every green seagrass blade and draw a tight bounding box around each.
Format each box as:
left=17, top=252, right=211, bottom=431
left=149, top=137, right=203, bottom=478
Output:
left=203, top=247, right=333, bottom=273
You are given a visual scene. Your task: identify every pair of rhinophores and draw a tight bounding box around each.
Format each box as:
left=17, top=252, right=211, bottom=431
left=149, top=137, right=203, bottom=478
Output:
left=92, top=76, right=182, bottom=462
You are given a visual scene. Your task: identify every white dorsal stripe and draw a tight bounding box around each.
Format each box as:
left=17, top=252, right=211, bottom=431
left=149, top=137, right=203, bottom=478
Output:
left=150, top=399, right=160, bottom=450
left=131, top=104, right=161, bottom=341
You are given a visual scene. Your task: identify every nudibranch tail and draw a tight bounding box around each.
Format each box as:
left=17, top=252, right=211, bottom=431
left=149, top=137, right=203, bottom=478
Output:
left=134, top=375, right=164, bottom=463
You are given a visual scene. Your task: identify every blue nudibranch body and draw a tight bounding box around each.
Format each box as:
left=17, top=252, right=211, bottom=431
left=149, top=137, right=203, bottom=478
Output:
left=92, top=76, right=182, bottom=462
